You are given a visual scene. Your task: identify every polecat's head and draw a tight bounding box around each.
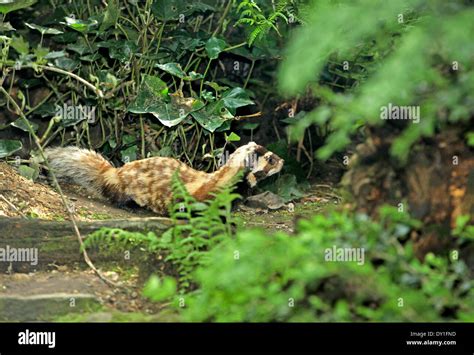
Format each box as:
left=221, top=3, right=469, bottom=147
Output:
left=228, top=142, right=284, bottom=187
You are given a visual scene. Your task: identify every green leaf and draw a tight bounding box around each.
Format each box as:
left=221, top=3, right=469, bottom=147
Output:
left=44, top=50, right=66, bottom=59
left=128, top=75, right=204, bottom=127
left=128, top=74, right=169, bottom=113
left=205, top=37, right=227, bottom=60
left=54, top=57, right=79, bottom=71
left=121, top=145, right=137, bottom=163
left=151, top=0, right=181, bottom=21
left=52, top=31, right=78, bottom=44
left=99, top=0, right=120, bottom=31
left=18, top=164, right=38, bottom=181
left=156, top=63, right=203, bottom=81
left=267, top=174, right=309, bottom=202
left=191, top=100, right=233, bottom=132
left=99, top=40, right=137, bottom=62
left=143, top=275, right=177, bottom=302
left=205, top=81, right=228, bottom=93
left=63, top=16, right=98, bottom=33
left=241, top=122, right=259, bottom=130
left=221, top=87, right=254, bottom=114
left=25, top=22, right=63, bottom=35
left=187, top=71, right=204, bottom=81
left=225, top=132, right=240, bottom=142
left=33, top=44, right=48, bottom=62
left=152, top=0, right=214, bottom=20
left=0, top=22, right=15, bottom=31
left=156, top=62, right=187, bottom=79
left=0, top=139, right=22, bottom=158
left=11, top=118, right=38, bottom=133
left=67, top=37, right=96, bottom=55
left=467, top=132, right=474, bottom=147
left=0, top=0, right=36, bottom=15
left=10, top=35, right=29, bottom=55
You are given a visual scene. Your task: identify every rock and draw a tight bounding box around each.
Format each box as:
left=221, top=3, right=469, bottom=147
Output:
left=0, top=293, right=101, bottom=321
left=85, top=312, right=113, bottom=322
left=245, top=191, right=286, bottom=210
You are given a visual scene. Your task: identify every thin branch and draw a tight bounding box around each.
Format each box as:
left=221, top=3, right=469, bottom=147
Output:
left=23, top=64, right=104, bottom=98
left=0, top=85, right=117, bottom=288
left=0, top=194, right=27, bottom=219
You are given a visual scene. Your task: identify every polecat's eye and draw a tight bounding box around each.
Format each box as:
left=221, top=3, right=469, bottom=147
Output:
left=268, top=157, right=275, bottom=165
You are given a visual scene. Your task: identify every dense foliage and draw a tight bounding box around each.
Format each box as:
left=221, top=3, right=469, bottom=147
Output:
left=140, top=204, right=473, bottom=322
left=0, top=0, right=301, bottom=174
left=0, top=0, right=472, bottom=324
left=280, top=0, right=474, bottom=162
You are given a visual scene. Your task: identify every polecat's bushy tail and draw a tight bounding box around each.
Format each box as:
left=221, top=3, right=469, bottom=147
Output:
left=44, top=146, right=121, bottom=198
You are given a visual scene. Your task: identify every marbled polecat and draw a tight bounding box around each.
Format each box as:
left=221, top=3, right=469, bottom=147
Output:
left=44, top=142, right=284, bottom=215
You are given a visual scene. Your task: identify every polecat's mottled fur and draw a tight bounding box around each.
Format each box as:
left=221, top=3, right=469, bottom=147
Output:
left=44, top=142, right=284, bottom=215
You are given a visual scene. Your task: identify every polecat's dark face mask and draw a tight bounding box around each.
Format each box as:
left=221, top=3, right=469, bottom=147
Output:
left=245, top=145, right=284, bottom=187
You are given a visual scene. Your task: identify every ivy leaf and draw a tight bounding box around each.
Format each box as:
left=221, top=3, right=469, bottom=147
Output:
left=151, top=0, right=181, bottom=21
left=152, top=0, right=214, bottom=20
left=11, top=35, right=29, bottom=55
left=11, top=118, right=38, bottom=133
left=121, top=145, right=137, bottom=163
left=128, top=74, right=169, bottom=113
left=0, top=0, right=36, bottom=15
left=156, top=63, right=204, bottom=81
left=99, top=0, right=120, bottom=31
left=44, top=50, right=66, bottom=59
left=128, top=75, right=204, bottom=127
left=68, top=37, right=97, bottom=55
left=25, top=22, right=63, bottom=35
left=63, top=16, right=98, bottom=33
left=225, top=132, right=241, bottom=142
left=33, top=44, right=49, bottom=62
left=156, top=62, right=187, bottom=79
left=205, top=81, right=228, bottom=93
left=18, top=165, right=38, bottom=181
left=0, top=22, right=15, bottom=31
left=0, top=139, right=22, bottom=158
left=99, top=40, right=137, bottom=62
left=52, top=32, right=78, bottom=44
left=205, top=37, right=227, bottom=59
left=187, top=71, right=204, bottom=80
left=54, top=57, right=79, bottom=71
left=191, top=100, right=233, bottom=132
left=241, top=122, right=260, bottom=130
left=221, top=87, right=254, bottom=114
left=268, top=174, right=309, bottom=202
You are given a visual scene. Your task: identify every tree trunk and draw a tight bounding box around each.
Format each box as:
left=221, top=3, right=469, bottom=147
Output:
left=343, top=127, right=473, bottom=259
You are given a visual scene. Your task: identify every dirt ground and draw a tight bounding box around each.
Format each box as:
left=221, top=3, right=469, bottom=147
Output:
left=0, top=162, right=154, bottom=220
left=0, top=161, right=340, bottom=321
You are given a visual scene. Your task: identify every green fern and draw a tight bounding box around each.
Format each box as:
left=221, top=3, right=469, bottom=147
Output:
left=161, top=171, right=242, bottom=288
left=83, top=170, right=243, bottom=290
left=235, top=0, right=300, bottom=46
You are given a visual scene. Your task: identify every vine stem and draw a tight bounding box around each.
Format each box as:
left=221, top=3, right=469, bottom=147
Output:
left=199, top=59, right=213, bottom=97
left=212, top=0, right=233, bottom=37
left=24, top=64, right=104, bottom=98
left=0, top=84, right=118, bottom=288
